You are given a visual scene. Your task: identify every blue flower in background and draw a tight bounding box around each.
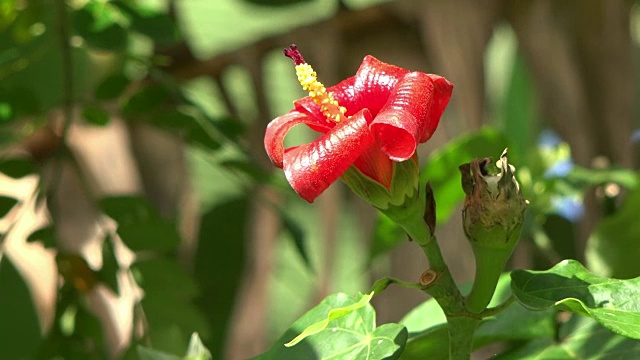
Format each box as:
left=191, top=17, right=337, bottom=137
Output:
left=544, top=158, right=574, bottom=178
left=631, top=129, right=640, bottom=143
left=551, top=196, right=584, bottom=222
left=538, top=129, right=562, bottom=148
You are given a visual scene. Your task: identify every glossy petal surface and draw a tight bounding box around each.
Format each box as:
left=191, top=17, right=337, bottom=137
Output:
left=265, top=110, right=331, bottom=168
left=283, top=110, right=374, bottom=202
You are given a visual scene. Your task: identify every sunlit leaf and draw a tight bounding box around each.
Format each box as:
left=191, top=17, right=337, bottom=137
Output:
left=286, top=292, right=374, bottom=347
left=254, top=293, right=407, bottom=360
left=511, top=259, right=640, bottom=339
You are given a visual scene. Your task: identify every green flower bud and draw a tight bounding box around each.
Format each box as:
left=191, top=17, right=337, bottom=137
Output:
left=460, top=149, right=527, bottom=248
left=459, top=149, right=528, bottom=313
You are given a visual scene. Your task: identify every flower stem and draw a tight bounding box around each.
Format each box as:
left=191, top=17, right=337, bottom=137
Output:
left=447, top=316, right=480, bottom=359
left=465, top=245, right=511, bottom=314
left=402, top=219, right=478, bottom=360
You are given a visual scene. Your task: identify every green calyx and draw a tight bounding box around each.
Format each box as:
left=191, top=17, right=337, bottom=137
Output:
left=341, top=156, right=420, bottom=211
left=341, top=157, right=432, bottom=244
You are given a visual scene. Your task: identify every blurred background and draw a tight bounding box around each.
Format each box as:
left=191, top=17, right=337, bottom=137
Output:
left=1, top=0, right=639, bottom=359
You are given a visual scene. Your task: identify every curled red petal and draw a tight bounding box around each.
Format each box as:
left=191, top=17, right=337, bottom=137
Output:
left=353, top=55, right=410, bottom=116
left=264, top=110, right=331, bottom=168
left=371, top=72, right=453, bottom=161
left=283, top=109, right=374, bottom=203
left=420, top=74, right=453, bottom=142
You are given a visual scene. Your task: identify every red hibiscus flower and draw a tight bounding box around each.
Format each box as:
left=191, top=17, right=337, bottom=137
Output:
left=264, top=45, right=453, bottom=204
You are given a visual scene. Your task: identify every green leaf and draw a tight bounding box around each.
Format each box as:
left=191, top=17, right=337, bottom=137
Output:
left=122, top=87, right=170, bottom=115
left=185, top=333, right=212, bottom=360
left=370, top=212, right=406, bottom=261
left=134, top=258, right=200, bottom=301
left=278, top=208, right=311, bottom=270
left=82, top=104, right=110, bottom=126
left=26, top=226, right=57, bottom=248
left=0, top=102, right=13, bottom=123
left=285, top=292, right=375, bottom=347
left=0, top=256, right=42, bottom=358
left=209, top=117, right=245, bottom=142
left=111, top=2, right=179, bottom=46
left=117, top=221, right=180, bottom=252
left=586, top=188, right=640, bottom=279
left=151, top=109, right=221, bottom=151
left=421, top=127, right=507, bottom=224
left=219, top=159, right=269, bottom=182
left=96, top=236, right=120, bottom=295
left=0, top=157, right=36, bottom=178
left=254, top=293, right=407, bottom=360
left=0, top=195, right=18, bottom=217
left=71, top=2, right=128, bottom=52
left=568, top=166, right=638, bottom=189
left=497, top=315, right=640, bottom=360
left=100, top=196, right=158, bottom=225
left=511, top=259, right=640, bottom=339
left=136, top=257, right=210, bottom=354
left=193, top=197, right=247, bottom=358
left=500, top=51, right=537, bottom=164
left=241, top=0, right=314, bottom=6
left=0, top=87, right=40, bottom=118
left=100, top=196, right=180, bottom=252
left=136, top=333, right=212, bottom=360
left=95, top=73, right=130, bottom=100
left=137, top=346, right=181, bottom=360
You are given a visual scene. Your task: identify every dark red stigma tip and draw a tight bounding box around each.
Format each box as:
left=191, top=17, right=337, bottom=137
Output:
left=283, top=44, right=305, bottom=65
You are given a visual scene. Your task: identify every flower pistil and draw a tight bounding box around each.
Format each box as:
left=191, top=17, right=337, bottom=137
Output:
left=284, top=44, right=346, bottom=123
